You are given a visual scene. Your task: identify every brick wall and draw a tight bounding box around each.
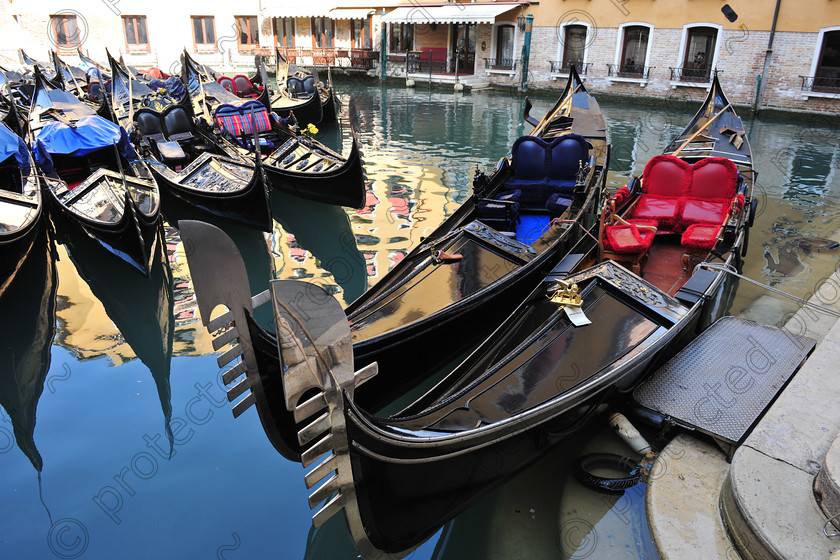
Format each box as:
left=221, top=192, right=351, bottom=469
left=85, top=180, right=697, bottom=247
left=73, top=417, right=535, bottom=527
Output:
left=488, top=24, right=840, bottom=115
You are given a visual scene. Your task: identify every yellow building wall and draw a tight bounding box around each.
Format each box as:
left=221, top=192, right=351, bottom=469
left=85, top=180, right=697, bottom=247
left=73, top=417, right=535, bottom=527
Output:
left=523, top=0, right=840, bottom=34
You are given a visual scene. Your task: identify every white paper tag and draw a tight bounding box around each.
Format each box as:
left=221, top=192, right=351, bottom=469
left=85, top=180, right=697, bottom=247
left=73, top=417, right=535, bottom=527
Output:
left=564, top=305, right=591, bottom=326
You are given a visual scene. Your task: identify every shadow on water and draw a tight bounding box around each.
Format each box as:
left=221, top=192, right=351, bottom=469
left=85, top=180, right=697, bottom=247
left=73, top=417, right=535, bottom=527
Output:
left=0, top=224, right=57, bottom=473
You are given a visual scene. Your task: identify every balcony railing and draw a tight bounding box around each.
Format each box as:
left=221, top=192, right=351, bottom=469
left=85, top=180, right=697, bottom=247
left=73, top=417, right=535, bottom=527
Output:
left=549, top=61, right=592, bottom=75
left=669, top=66, right=718, bottom=83
left=800, top=75, right=840, bottom=94
left=406, top=51, right=448, bottom=75
left=606, top=64, right=654, bottom=79
left=483, top=58, right=516, bottom=71
left=275, top=46, right=379, bottom=69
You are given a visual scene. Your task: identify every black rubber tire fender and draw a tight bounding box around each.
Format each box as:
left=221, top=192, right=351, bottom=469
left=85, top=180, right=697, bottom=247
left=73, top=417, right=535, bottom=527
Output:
left=573, top=453, right=642, bottom=493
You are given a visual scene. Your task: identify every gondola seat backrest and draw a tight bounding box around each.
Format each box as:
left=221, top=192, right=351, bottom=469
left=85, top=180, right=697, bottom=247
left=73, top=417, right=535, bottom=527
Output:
left=302, top=76, right=316, bottom=94
left=504, top=134, right=590, bottom=207
left=214, top=101, right=272, bottom=137
left=218, top=76, right=235, bottom=93
left=162, top=106, right=195, bottom=142
left=288, top=77, right=305, bottom=97
left=88, top=81, right=101, bottom=101
left=546, top=133, right=590, bottom=192
left=630, top=154, right=692, bottom=232
left=233, top=75, right=257, bottom=98
left=681, top=157, right=738, bottom=227
left=135, top=109, right=165, bottom=144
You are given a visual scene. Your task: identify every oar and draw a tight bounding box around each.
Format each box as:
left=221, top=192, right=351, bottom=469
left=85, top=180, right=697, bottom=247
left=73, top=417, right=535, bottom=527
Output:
left=672, top=102, right=732, bottom=156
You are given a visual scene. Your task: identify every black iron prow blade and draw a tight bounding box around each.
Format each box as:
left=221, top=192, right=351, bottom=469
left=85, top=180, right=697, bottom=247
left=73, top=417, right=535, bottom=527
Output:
left=523, top=97, right=539, bottom=127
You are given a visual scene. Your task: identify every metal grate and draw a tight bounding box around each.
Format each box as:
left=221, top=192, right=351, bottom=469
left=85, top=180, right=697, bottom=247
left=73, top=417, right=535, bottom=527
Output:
left=634, top=317, right=816, bottom=444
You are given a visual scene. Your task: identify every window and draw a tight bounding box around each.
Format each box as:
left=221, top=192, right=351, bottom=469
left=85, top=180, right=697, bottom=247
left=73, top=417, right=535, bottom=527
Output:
left=619, top=25, right=649, bottom=76
left=50, top=14, right=80, bottom=48
left=814, top=30, right=840, bottom=92
left=276, top=18, right=295, bottom=48
left=351, top=19, right=371, bottom=49
left=681, top=26, right=717, bottom=81
left=122, top=16, right=149, bottom=52
left=192, top=16, right=216, bottom=51
left=494, top=25, right=515, bottom=69
left=236, top=16, right=259, bottom=51
left=389, top=23, right=413, bottom=53
left=562, top=25, right=587, bottom=71
left=311, top=17, right=334, bottom=48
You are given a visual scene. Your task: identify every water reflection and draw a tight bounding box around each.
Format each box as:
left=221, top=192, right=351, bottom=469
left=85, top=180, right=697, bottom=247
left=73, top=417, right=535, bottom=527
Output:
left=59, top=225, right=175, bottom=444
left=0, top=226, right=56, bottom=472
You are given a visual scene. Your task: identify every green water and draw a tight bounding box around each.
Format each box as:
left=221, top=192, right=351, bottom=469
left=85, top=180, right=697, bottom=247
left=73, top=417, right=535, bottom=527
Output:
left=1, top=80, right=839, bottom=560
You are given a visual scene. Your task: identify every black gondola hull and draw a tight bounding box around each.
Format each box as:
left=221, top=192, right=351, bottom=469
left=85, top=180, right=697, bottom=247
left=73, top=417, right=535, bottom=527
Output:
left=271, top=91, right=322, bottom=126
left=151, top=160, right=272, bottom=232
left=263, top=135, right=366, bottom=208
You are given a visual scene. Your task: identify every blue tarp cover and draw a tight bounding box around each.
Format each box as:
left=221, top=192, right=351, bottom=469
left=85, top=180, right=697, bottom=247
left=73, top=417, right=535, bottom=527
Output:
left=149, top=77, right=185, bottom=100
left=34, top=115, right=136, bottom=172
left=0, top=122, right=30, bottom=171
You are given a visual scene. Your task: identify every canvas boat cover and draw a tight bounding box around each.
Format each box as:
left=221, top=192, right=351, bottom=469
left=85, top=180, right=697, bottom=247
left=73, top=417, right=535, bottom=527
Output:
left=0, top=122, right=29, bottom=171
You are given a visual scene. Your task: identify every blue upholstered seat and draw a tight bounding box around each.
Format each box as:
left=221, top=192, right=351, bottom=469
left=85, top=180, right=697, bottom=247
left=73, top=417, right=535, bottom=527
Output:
left=503, top=133, right=590, bottom=208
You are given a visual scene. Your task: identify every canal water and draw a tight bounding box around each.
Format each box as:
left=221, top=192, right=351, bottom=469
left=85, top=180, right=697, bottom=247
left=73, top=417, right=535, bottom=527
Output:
left=2, top=80, right=839, bottom=559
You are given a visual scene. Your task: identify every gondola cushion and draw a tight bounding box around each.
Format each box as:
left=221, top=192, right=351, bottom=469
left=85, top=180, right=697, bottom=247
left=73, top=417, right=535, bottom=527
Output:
left=632, top=154, right=692, bottom=230
left=681, top=157, right=738, bottom=226
left=546, top=192, right=572, bottom=217
left=162, top=107, right=195, bottom=141
left=218, top=76, right=235, bottom=93
left=233, top=75, right=259, bottom=98
left=510, top=137, right=547, bottom=179
left=157, top=140, right=187, bottom=163
left=548, top=134, right=590, bottom=180
left=214, top=102, right=272, bottom=137
left=604, top=223, right=655, bottom=254
left=681, top=223, right=720, bottom=250
left=506, top=134, right=590, bottom=205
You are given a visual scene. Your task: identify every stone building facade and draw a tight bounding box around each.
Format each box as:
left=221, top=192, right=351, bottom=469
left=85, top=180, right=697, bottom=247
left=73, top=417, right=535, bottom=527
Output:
left=0, top=0, right=838, bottom=114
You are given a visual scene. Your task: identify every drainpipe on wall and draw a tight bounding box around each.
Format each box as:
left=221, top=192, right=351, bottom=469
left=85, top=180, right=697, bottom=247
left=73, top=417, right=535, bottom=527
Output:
left=380, top=8, right=387, bottom=82
left=753, top=0, right=782, bottom=115
left=519, top=13, right=533, bottom=93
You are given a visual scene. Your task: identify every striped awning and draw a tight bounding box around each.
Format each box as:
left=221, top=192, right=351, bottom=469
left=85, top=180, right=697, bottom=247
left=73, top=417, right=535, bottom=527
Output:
left=262, top=7, right=336, bottom=18
left=329, top=8, right=375, bottom=19
left=380, top=4, right=520, bottom=25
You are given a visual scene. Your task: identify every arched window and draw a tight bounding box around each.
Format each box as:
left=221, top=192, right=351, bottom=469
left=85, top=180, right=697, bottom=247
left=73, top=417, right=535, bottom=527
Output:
left=562, top=24, right=587, bottom=71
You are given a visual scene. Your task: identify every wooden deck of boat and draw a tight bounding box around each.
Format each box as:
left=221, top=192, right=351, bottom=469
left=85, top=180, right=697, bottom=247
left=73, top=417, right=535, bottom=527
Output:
left=642, top=236, right=694, bottom=296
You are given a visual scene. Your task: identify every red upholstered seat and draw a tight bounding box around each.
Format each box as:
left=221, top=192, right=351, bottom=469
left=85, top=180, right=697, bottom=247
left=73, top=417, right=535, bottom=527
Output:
left=632, top=155, right=692, bottom=230
left=681, top=223, right=721, bottom=250
left=681, top=157, right=739, bottom=228
left=604, top=222, right=656, bottom=254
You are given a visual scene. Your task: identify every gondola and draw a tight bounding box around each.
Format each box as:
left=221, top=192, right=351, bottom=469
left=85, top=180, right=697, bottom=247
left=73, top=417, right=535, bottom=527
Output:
left=111, top=52, right=273, bottom=232
left=76, top=48, right=111, bottom=84
left=177, top=67, right=609, bottom=460
left=0, top=117, right=44, bottom=289
left=341, top=66, right=608, bottom=391
left=182, top=49, right=366, bottom=209
left=49, top=50, right=110, bottom=117
left=264, top=49, right=327, bottom=126
left=247, top=75, right=756, bottom=558
left=28, top=66, right=162, bottom=275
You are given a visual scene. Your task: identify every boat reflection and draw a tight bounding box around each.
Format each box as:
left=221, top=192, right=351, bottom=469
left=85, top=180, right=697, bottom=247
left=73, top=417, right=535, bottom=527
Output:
left=61, top=223, right=175, bottom=443
left=0, top=225, right=56, bottom=472
left=270, top=188, right=366, bottom=304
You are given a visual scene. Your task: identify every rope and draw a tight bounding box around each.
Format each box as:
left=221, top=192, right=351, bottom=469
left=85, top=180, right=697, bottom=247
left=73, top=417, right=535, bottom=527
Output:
left=696, top=262, right=840, bottom=318
left=545, top=218, right=600, bottom=244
